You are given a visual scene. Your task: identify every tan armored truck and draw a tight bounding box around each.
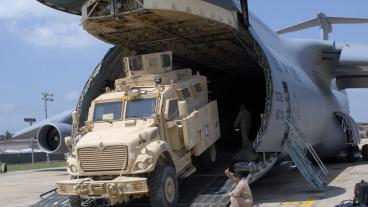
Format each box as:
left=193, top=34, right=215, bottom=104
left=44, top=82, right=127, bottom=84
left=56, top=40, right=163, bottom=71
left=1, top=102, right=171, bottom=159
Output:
left=58, top=51, right=221, bottom=206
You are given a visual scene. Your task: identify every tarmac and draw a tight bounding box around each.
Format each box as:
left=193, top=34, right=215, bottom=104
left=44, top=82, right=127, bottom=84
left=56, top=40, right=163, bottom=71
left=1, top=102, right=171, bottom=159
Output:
left=0, top=168, right=68, bottom=207
left=1, top=142, right=367, bottom=207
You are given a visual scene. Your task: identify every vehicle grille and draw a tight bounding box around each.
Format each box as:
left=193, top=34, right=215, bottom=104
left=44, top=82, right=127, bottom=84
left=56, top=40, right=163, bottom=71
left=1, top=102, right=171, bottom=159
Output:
left=78, top=145, right=128, bottom=172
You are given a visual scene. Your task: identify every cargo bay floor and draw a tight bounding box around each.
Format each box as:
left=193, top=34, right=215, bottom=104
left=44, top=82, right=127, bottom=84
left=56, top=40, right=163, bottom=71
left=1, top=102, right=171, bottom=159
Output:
left=1, top=142, right=367, bottom=207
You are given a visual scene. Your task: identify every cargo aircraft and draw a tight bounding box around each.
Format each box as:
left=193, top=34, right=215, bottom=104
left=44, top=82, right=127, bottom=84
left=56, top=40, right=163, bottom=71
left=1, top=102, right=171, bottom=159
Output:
left=15, top=0, right=368, bottom=193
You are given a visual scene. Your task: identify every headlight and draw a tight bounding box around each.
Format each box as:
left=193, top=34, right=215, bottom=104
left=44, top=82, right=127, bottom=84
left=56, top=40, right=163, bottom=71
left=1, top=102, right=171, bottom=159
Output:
left=137, top=162, right=147, bottom=170
left=146, top=157, right=153, bottom=164
left=70, top=165, right=78, bottom=173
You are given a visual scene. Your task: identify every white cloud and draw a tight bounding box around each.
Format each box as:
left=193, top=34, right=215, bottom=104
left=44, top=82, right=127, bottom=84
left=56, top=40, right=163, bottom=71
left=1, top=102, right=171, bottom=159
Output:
left=22, top=20, right=96, bottom=48
left=0, top=0, right=102, bottom=49
left=64, top=90, right=80, bottom=101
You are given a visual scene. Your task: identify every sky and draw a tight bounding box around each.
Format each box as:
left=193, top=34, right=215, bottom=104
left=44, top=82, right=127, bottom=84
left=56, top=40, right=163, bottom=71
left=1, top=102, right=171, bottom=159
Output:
left=1, top=0, right=368, bottom=134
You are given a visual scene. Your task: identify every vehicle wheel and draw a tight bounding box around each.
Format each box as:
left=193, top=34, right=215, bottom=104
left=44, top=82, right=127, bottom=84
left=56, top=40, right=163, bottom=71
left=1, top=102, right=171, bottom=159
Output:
left=148, top=164, right=178, bottom=207
left=362, top=144, right=368, bottom=161
left=69, top=195, right=81, bottom=207
left=197, top=144, right=217, bottom=171
left=347, top=145, right=360, bottom=163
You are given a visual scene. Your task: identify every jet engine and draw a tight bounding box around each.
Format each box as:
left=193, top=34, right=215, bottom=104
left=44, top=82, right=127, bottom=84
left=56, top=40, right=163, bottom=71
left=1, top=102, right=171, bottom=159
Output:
left=36, top=123, right=72, bottom=154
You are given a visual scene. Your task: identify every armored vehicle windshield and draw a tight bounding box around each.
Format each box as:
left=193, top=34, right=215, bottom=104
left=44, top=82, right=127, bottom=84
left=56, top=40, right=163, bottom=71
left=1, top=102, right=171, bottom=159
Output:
left=125, top=98, right=157, bottom=119
left=93, top=101, right=123, bottom=121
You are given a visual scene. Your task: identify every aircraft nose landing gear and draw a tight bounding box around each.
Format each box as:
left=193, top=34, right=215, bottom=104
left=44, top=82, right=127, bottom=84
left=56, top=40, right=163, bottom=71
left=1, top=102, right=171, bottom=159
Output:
left=346, top=145, right=360, bottom=163
left=362, top=144, right=368, bottom=161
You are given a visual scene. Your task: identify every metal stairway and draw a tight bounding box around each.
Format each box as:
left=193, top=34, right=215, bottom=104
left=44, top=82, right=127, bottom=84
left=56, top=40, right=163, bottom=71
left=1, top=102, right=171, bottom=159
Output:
left=286, top=116, right=328, bottom=190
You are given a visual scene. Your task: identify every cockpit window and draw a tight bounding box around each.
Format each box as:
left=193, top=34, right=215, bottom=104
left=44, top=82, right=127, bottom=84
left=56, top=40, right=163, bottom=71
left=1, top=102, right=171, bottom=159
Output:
left=125, top=98, right=156, bottom=119
left=93, top=101, right=123, bottom=121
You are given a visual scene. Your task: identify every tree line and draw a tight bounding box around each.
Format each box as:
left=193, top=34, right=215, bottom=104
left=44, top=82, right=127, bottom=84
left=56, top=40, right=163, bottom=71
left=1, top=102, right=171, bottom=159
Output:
left=0, top=131, right=13, bottom=141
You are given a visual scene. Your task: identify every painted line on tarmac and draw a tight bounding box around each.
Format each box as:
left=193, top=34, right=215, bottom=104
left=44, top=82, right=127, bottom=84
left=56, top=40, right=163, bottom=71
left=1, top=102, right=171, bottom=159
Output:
left=300, top=199, right=316, bottom=207
left=280, top=201, right=302, bottom=205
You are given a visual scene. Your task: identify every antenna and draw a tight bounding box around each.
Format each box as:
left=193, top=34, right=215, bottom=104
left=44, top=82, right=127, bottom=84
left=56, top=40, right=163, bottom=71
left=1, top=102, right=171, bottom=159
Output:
left=277, top=12, right=368, bottom=40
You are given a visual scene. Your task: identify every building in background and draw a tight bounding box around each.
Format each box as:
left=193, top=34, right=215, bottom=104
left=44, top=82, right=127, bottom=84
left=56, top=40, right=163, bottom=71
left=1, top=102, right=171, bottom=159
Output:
left=358, top=123, right=368, bottom=138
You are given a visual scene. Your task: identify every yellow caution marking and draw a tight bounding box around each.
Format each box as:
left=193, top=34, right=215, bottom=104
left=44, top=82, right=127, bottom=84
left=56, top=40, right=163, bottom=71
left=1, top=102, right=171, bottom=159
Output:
left=300, top=199, right=316, bottom=207
left=281, top=201, right=302, bottom=205
left=334, top=176, right=341, bottom=181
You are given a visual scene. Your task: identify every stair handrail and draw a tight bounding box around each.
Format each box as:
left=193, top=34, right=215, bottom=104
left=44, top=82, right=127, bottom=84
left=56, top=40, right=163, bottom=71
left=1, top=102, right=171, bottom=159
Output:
left=286, top=116, right=328, bottom=176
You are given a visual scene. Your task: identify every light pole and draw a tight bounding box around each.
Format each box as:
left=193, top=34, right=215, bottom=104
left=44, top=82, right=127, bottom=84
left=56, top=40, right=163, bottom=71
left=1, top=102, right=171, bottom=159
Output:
left=42, top=91, right=54, bottom=163
left=24, top=118, right=36, bottom=165
left=41, top=92, right=54, bottom=119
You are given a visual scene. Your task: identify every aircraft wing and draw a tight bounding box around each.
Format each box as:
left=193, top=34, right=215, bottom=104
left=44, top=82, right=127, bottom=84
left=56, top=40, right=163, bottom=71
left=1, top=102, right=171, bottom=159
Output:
left=339, top=45, right=368, bottom=66
left=333, top=44, right=368, bottom=89
left=13, top=110, right=73, bottom=139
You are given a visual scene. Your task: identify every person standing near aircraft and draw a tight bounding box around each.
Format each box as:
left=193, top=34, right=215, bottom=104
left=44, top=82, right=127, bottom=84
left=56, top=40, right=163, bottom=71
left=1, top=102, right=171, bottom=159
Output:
left=225, top=168, right=253, bottom=207
left=233, top=104, right=258, bottom=162
left=234, top=104, right=252, bottom=148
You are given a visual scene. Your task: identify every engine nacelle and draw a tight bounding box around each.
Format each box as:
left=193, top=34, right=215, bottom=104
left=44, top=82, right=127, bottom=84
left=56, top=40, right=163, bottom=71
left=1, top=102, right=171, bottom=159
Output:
left=37, top=123, right=72, bottom=154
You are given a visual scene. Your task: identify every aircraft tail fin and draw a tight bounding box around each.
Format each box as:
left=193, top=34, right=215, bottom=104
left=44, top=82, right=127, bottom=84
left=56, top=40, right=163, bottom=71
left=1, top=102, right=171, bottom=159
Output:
left=277, top=12, right=368, bottom=40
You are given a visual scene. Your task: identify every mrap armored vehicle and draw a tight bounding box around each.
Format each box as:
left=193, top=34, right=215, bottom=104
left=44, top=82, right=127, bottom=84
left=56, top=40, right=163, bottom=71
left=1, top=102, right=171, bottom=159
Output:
left=57, top=51, right=221, bottom=206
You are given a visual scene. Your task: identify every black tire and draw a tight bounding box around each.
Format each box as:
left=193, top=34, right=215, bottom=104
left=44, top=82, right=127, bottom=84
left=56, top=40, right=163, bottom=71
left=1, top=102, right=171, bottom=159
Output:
left=347, top=145, right=359, bottom=163
left=148, top=163, right=178, bottom=207
left=69, top=195, right=81, bottom=207
left=196, top=144, right=217, bottom=171
left=362, top=144, right=368, bottom=161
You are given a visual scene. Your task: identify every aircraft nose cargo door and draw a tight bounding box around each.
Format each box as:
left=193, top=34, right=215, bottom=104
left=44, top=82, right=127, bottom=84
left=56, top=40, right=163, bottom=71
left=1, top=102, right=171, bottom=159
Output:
left=252, top=53, right=288, bottom=153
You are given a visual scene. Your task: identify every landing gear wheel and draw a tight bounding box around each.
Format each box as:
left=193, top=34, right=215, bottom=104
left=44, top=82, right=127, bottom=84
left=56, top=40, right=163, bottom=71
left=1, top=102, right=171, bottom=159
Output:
left=148, top=164, right=178, bottom=207
left=68, top=195, right=81, bottom=207
left=362, top=144, right=368, bottom=161
left=347, top=145, right=360, bottom=163
left=196, top=144, right=217, bottom=171
left=2, top=163, right=7, bottom=173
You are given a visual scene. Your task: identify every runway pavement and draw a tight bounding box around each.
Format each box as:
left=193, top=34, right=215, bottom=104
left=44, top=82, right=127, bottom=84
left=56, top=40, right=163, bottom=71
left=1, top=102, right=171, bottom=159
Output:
left=1, top=141, right=368, bottom=207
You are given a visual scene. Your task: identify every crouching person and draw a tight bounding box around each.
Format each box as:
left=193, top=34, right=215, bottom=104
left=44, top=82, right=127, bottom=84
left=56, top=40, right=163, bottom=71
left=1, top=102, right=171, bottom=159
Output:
left=225, top=168, right=253, bottom=207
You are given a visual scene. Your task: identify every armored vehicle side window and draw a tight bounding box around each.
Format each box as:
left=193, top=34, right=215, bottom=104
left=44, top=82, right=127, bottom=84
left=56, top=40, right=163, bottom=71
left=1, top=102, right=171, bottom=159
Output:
left=93, top=101, right=123, bottom=121
left=129, top=56, right=143, bottom=71
left=161, top=54, right=171, bottom=67
left=125, top=98, right=156, bottom=119
left=193, top=82, right=203, bottom=94
left=148, top=57, right=158, bottom=67
left=179, top=88, right=191, bottom=100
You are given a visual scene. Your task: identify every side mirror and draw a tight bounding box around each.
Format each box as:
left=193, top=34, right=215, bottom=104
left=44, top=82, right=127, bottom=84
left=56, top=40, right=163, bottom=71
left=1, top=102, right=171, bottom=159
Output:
left=72, top=111, right=80, bottom=126
left=65, top=136, right=73, bottom=151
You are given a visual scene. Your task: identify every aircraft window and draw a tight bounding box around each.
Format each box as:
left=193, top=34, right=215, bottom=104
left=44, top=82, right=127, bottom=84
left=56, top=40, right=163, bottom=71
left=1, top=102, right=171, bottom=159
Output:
left=129, top=57, right=143, bottom=71
left=148, top=57, right=158, bottom=68
left=93, top=101, right=123, bottom=121
left=125, top=98, right=157, bottom=119
left=161, top=54, right=171, bottom=67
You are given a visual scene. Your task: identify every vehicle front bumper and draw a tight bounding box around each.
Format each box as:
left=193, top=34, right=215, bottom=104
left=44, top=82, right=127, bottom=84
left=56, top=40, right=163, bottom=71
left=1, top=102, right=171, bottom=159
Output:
left=57, top=176, right=148, bottom=197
